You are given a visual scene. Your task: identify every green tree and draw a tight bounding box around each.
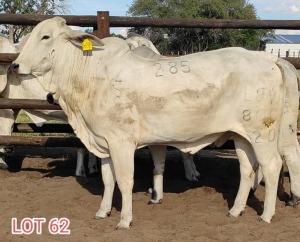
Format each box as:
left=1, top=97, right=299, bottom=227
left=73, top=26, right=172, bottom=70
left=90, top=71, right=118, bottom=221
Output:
left=0, top=0, right=70, bottom=43
left=128, top=0, right=273, bottom=53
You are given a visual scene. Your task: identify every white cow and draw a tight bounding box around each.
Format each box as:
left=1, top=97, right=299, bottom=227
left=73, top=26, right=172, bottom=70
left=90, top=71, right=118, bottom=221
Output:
left=129, top=41, right=298, bottom=202
left=0, top=34, right=97, bottom=176
left=13, top=17, right=300, bottom=229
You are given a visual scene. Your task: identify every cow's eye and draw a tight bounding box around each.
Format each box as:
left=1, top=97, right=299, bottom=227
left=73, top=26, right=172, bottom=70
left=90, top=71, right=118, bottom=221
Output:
left=41, top=35, right=50, bottom=40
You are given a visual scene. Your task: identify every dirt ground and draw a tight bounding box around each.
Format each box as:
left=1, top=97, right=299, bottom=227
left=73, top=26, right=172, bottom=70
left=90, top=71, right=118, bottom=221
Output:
left=0, top=146, right=299, bottom=242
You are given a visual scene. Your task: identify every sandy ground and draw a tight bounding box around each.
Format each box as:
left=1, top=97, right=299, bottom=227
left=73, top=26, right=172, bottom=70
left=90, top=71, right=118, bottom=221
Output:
left=0, top=147, right=299, bottom=242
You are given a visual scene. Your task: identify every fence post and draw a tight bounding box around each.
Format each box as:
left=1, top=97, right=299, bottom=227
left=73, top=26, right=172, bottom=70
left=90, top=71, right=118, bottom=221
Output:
left=96, top=11, right=110, bottom=39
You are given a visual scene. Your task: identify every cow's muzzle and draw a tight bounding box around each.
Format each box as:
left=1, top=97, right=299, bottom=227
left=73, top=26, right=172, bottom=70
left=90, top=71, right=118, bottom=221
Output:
left=10, top=62, right=19, bottom=72
left=47, top=93, right=59, bottom=105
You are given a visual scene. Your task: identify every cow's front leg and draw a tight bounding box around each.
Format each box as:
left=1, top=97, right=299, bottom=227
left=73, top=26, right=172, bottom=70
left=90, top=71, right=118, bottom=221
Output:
left=148, top=145, right=167, bottom=204
left=109, top=143, right=135, bottom=229
left=95, top=157, right=116, bottom=219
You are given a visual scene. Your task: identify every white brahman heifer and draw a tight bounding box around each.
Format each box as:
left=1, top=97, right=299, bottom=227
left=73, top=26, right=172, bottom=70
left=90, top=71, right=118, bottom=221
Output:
left=12, top=17, right=300, bottom=229
left=126, top=35, right=299, bottom=206
left=0, top=34, right=97, bottom=176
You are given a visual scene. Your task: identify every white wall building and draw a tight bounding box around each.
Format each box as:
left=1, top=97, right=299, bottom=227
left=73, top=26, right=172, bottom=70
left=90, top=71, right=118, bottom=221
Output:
left=265, top=35, right=300, bottom=58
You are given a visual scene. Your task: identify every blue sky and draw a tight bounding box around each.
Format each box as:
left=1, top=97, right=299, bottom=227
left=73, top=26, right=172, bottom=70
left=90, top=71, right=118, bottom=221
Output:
left=69, top=0, right=300, bottom=35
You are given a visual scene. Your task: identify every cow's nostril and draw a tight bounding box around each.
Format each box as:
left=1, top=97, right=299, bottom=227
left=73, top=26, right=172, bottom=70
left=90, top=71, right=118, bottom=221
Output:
left=11, top=63, right=19, bottom=70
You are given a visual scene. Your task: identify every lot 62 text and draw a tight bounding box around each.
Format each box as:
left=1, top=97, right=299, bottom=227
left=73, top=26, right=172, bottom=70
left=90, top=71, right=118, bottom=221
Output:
left=11, top=217, right=70, bottom=235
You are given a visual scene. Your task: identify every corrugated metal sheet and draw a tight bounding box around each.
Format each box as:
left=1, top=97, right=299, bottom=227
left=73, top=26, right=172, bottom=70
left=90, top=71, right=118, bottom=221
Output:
left=268, top=35, right=300, bottom=44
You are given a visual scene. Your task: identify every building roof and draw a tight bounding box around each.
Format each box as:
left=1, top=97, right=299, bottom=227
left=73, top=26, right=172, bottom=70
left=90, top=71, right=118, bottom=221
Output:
left=268, top=35, right=300, bottom=44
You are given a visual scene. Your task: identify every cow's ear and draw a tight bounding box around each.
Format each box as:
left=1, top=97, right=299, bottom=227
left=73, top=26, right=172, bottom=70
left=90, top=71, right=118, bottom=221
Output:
left=18, top=33, right=31, bottom=51
left=67, top=30, right=104, bottom=48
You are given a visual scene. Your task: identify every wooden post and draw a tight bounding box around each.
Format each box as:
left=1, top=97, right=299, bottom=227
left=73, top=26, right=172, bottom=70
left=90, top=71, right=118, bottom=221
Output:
left=97, top=11, right=110, bottom=38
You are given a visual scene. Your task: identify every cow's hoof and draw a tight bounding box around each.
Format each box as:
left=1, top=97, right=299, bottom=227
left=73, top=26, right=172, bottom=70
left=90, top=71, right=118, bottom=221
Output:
left=258, top=215, right=271, bottom=223
left=115, top=220, right=132, bottom=230
left=227, top=209, right=243, bottom=218
left=227, top=211, right=243, bottom=217
left=0, top=163, right=8, bottom=170
left=286, top=200, right=298, bottom=207
left=94, top=211, right=111, bottom=219
left=148, top=199, right=163, bottom=205
left=286, top=193, right=300, bottom=207
left=188, top=175, right=199, bottom=182
left=75, top=172, right=86, bottom=177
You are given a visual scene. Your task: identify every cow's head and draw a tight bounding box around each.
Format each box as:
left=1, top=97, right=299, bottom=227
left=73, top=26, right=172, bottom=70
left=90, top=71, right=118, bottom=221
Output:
left=12, top=17, right=104, bottom=77
left=0, top=35, right=18, bottom=92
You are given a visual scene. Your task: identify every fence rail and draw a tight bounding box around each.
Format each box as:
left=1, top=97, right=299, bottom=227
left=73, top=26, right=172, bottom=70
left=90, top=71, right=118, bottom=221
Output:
left=0, top=13, right=300, bottom=29
left=0, top=98, right=61, bottom=110
left=0, top=135, right=84, bottom=147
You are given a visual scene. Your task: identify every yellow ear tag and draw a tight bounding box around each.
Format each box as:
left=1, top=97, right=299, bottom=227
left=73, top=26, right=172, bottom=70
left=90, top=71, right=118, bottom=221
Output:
left=82, top=38, right=93, bottom=51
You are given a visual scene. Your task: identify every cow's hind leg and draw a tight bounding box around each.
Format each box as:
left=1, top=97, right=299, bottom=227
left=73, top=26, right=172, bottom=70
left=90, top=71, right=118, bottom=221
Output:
left=281, top=143, right=300, bottom=206
left=95, top=157, right=116, bottom=219
left=75, top=148, right=86, bottom=177
left=88, top=152, right=98, bottom=175
left=253, top=144, right=282, bottom=223
left=0, top=150, right=8, bottom=169
left=148, top=145, right=167, bottom=204
left=228, top=136, right=257, bottom=217
left=181, top=153, right=200, bottom=181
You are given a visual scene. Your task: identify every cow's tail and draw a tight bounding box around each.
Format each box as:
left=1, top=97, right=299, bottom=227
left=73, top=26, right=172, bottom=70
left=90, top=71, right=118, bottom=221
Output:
left=275, top=58, right=300, bottom=151
left=275, top=58, right=300, bottom=203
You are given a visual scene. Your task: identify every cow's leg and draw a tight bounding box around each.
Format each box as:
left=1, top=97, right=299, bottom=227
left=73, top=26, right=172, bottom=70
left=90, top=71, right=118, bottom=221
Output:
left=253, top=145, right=282, bottom=223
left=0, top=150, right=8, bottom=169
left=228, top=136, right=257, bottom=217
left=0, top=109, right=15, bottom=170
left=251, top=166, right=263, bottom=192
left=75, top=148, right=86, bottom=177
left=88, top=152, right=98, bottom=174
left=95, top=157, right=116, bottom=219
left=181, top=153, right=200, bottom=181
left=109, top=144, right=135, bottom=229
left=281, top=143, right=300, bottom=206
left=148, top=145, right=167, bottom=204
